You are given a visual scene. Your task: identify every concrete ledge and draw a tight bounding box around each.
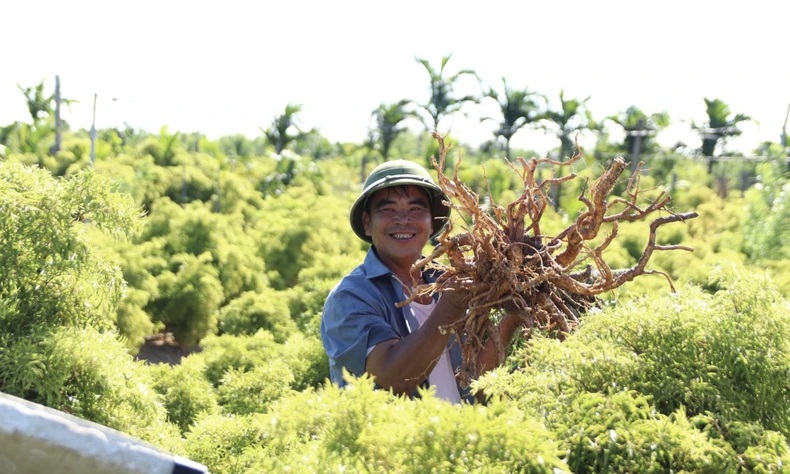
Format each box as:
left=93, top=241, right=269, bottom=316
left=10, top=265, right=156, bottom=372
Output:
left=0, top=392, right=207, bottom=474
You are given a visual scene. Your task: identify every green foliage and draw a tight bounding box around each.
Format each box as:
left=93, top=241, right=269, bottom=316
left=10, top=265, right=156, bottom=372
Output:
left=455, top=157, right=523, bottom=205
left=473, top=270, right=790, bottom=472
left=137, top=126, right=183, bottom=167
left=217, top=364, right=294, bottom=415
left=218, top=289, right=296, bottom=342
left=193, top=332, right=282, bottom=387
left=213, top=169, right=267, bottom=214
left=196, top=375, right=567, bottom=474
left=38, top=326, right=184, bottom=453
left=0, top=160, right=139, bottom=350
left=256, top=184, right=362, bottom=289
left=145, top=357, right=221, bottom=434
left=95, top=153, right=172, bottom=211
left=742, top=162, right=790, bottom=262
left=480, top=265, right=790, bottom=438
left=194, top=330, right=328, bottom=394
left=183, top=413, right=267, bottom=474
left=278, top=332, right=330, bottom=391
left=588, top=268, right=789, bottom=431
left=115, top=287, right=158, bottom=350
left=285, top=252, right=360, bottom=330
left=560, top=392, right=737, bottom=473
left=150, top=251, right=224, bottom=345
left=140, top=197, right=267, bottom=302
left=2, top=121, right=788, bottom=472
left=161, top=153, right=220, bottom=204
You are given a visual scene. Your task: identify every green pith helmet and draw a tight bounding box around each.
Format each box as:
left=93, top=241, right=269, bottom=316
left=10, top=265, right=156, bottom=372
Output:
left=350, top=159, right=450, bottom=243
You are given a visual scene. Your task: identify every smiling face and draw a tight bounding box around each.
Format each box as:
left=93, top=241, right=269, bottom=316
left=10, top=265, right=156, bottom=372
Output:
left=362, top=185, right=433, bottom=277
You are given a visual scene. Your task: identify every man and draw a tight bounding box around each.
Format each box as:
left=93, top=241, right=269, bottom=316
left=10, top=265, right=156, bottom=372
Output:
left=320, top=159, right=519, bottom=403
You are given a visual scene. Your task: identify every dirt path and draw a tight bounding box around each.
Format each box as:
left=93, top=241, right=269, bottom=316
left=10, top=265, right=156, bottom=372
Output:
left=134, top=333, right=202, bottom=366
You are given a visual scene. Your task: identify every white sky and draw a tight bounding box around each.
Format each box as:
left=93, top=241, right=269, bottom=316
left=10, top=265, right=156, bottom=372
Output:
left=2, top=0, right=788, bottom=155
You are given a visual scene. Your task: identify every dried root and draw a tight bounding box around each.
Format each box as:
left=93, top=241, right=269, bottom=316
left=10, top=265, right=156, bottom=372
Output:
left=402, top=132, right=699, bottom=386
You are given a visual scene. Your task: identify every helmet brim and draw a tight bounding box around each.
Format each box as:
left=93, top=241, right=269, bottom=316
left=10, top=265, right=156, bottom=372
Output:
left=349, top=174, right=451, bottom=243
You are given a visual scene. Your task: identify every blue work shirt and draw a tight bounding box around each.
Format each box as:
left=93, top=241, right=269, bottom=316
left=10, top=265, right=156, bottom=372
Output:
left=320, top=247, right=474, bottom=403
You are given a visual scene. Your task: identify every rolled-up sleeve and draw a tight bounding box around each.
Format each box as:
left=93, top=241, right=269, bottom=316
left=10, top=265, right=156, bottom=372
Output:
left=321, top=286, right=400, bottom=385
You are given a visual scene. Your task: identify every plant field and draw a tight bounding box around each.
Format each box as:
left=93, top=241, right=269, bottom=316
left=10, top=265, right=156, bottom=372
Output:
left=1, top=120, right=789, bottom=472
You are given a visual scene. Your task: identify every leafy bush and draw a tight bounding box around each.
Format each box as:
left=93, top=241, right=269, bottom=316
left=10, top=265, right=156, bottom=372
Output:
left=742, top=162, right=790, bottom=262
left=285, top=252, right=360, bottom=330
left=217, top=364, right=294, bottom=415
left=218, top=289, right=296, bottom=342
left=279, top=332, right=330, bottom=390
left=37, top=326, right=184, bottom=453
left=193, top=332, right=282, bottom=387
left=184, top=413, right=267, bottom=474
left=475, top=265, right=790, bottom=472
left=560, top=392, right=738, bottom=473
left=194, top=330, right=328, bottom=394
left=145, top=357, right=221, bottom=433
left=255, top=186, right=361, bottom=289
left=0, top=162, right=139, bottom=334
left=192, top=376, right=568, bottom=474
left=149, top=251, right=224, bottom=345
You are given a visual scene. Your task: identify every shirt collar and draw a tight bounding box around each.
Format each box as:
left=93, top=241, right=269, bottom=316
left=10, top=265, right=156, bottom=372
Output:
left=362, top=246, right=442, bottom=284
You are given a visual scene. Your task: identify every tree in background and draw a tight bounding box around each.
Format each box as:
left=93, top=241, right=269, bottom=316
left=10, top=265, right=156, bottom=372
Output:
left=414, top=54, right=479, bottom=134
left=1, top=80, right=74, bottom=156
left=541, top=90, right=596, bottom=161
left=538, top=90, right=596, bottom=209
left=606, top=105, right=670, bottom=169
left=480, top=77, right=543, bottom=160
left=370, top=100, right=415, bottom=160
left=694, top=98, right=752, bottom=174
left=263, top=103, right=307, bottom=154
left=18, top=80, right=55, bottom=124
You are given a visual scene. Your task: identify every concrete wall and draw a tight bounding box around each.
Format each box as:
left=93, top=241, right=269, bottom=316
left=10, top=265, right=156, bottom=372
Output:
left=0, top=392, right=207, bottom=474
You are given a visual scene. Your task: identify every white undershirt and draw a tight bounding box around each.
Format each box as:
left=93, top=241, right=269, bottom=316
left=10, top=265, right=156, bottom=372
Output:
left=408, top=299, right=462, bottom=404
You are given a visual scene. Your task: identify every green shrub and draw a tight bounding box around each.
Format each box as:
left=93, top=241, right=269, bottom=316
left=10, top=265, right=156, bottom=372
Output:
left=559, top=392, right=737, bottom=473
left=184, top=413, right=267, bottom=474
left=0, top=162, right=139, bottom=335
left=37, top=326, right=184, bottom=453
left=475, top=264, right=790, bottom=471
left=232, top=376, right=568, bottom=473
left=193, top=332, right=281, bottom=386
left=218, top=289, right=296, bottom=342
left=145, top=357, right=221, bottom=433
left=279, top=332, right=330, bottom=390
left=149, top=251, right=224, bottom=345
left=217, top=364, right=294, bottom=415
left=286, top=253, right=360, bottom=330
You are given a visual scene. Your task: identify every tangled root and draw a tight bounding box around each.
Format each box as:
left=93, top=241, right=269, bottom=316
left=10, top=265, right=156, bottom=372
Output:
left=400, top=133, right=698, bottom=386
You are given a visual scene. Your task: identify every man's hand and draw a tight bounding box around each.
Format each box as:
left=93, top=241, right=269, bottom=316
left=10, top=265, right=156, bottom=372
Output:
left=439, top=287, right=470, bottom=312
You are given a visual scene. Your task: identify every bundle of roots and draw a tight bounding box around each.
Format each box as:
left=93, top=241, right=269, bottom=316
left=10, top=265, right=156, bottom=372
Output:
left=400, top=133, right=699, bottom=386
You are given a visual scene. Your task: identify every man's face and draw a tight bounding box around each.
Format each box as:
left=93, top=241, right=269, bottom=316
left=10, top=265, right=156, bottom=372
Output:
left=362, top=185, right=433, bottom=268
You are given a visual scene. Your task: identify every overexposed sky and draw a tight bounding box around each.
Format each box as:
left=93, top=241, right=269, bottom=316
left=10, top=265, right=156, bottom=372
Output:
left=2, top=0, right=788, bottom=155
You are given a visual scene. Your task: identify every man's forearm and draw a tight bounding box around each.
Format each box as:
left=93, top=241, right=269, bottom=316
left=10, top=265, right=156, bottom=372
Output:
left=365, top=297, right=465, bottom=394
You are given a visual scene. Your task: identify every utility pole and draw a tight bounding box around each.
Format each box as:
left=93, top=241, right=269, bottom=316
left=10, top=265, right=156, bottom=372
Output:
left=90, top=93, right=97, bottom=166
left=626, top=119, right=654, bottom=173
left=52, top=75, right=62, bottom=156
left=783, top=103, right=790, bottom=172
